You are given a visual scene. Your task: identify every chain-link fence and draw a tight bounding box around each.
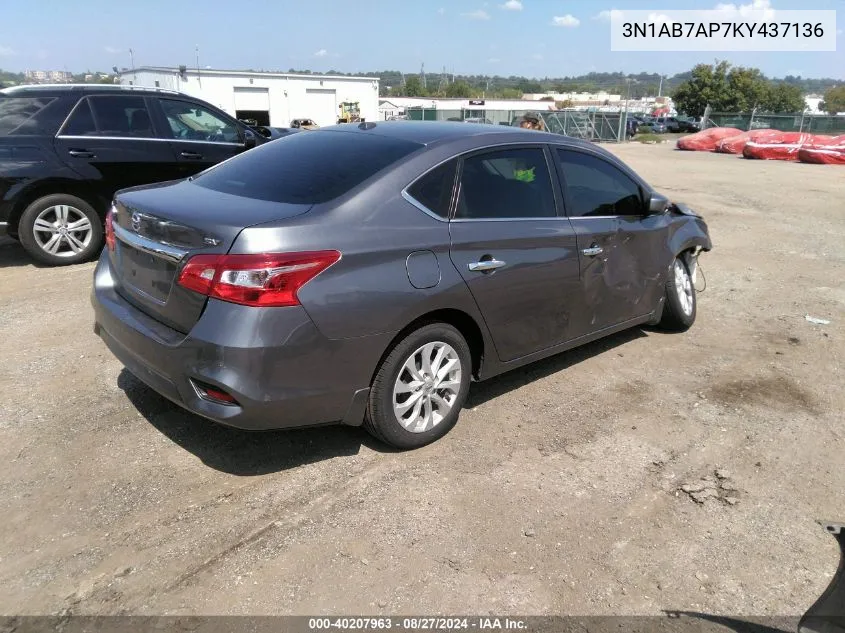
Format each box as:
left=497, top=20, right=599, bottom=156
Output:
left=405, top=108, right=627, bottom=142
left=706, top=111, right=845, bottom=134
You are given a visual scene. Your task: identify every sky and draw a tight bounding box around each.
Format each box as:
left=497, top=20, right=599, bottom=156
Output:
left=0, top=0, right=842, bottom=79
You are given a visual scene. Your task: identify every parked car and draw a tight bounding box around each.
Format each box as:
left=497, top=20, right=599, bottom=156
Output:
left=0, top=84, right=265, bottom=265
left=639, top=118, right=667, bottom=134
left=656, top=116, right=699, bottom=133
left=254, top=126, right=301, bottom=140
left=290, top=118, right=319, bottom=130
left=92, top=122, right=711, bottom=449
left=463, top=117, right=494, bottom=125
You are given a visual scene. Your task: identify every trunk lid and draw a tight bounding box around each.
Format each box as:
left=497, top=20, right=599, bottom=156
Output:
left=110, top=179, right=312, bottom=333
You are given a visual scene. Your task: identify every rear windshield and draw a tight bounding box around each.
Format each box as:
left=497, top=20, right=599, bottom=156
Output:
left=193, top=131, right=423, bottom=204
left=0, top=97, right=58, bottom=135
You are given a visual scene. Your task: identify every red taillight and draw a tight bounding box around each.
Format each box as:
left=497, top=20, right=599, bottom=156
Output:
left=105, top=207, right=116, bottom=251
left=177, top=251, right=341, bottom=307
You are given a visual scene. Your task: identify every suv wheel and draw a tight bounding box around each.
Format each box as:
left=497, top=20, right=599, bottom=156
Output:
left=364, top=323, right=472, bottom=449
left=18, top=194, right=103, bottom=266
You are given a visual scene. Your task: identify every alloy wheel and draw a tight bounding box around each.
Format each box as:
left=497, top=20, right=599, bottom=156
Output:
left=392, top=341, right=462, bottom=433
left=32, top=205, right=93, bottom=258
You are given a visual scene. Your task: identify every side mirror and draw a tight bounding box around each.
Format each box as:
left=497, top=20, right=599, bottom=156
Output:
left=243, top=129, right=257, bottom=149
left=647, top=192, right=670, bottom=215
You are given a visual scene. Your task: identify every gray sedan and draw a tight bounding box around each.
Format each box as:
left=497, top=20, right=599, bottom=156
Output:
left=92, top=122, right=711, bottom=449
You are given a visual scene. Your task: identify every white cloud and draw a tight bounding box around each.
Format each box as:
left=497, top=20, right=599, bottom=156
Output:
left=462, top=9, right=491, bottom=20
left=714, top=0, right=775, bottom=18
left=0, top=45, right=16, bottom=56
left=838, top=28, right=843, bottom=37
left=532, top=53, right=544, bottom=60
left=104, top=46, right=121, bottom=54
left=551, top=14, right=580, bottom=27
left=314, top=49, right=328, bottom=57
left=488, top=57, right=501, bottom=63
left=593, top=9, right=623, bottom=21
left=437, top=7, right=445, bottom=15
left=500, top=0, right=523, bottom=10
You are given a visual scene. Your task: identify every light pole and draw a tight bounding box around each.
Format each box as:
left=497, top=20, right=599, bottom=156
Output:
left=129, top=48, right=135, bottom=70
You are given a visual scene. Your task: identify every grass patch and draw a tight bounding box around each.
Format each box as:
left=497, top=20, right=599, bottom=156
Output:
left=633, top=133, right=664, bottom=143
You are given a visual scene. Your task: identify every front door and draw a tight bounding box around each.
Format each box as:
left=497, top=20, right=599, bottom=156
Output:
left=54, top=95, right=178, bottom=200
left=154, top=97, right=247, bottom=179
left=555, top=147, right=668, bottom=337
left=448, top=146, right=581, bottom=363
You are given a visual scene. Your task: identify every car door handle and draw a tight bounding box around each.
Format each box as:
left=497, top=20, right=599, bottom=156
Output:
left=180, top=151, right=203, bottom=159
left=582, top=246, right=604, bottom=257
left=468, top=259, right=506, bottom=272
left=68, top=149, right=95, bottom=158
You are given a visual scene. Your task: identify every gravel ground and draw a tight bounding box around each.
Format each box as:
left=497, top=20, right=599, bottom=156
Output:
left=0, top=142, right=842, bottom=618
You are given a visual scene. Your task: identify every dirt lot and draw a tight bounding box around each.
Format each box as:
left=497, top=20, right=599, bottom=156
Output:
left=0, top=142, right=843, bottom=618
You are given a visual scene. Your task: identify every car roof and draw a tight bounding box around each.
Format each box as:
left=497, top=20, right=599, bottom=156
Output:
left=317, top=120, right=595, bottom=149
left=0, top=84, right=181, bottom=98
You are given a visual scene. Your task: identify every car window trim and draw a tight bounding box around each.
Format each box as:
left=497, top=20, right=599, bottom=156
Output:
left=451, top=143, right=565, bottom=222
left=551, top=144, right=649, bottom=219
left=157, top=96, right=245, bottom=144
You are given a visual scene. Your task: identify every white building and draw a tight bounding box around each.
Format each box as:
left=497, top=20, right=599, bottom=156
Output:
left=523, top=92, right=622, bottom=103
left=117, top=67, right=379, bottom=128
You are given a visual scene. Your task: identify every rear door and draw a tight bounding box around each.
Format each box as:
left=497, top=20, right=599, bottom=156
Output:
left=554, top=147, right=669, bottom=336
left=54, top=95, right=179, bottom=198
left=448, top=145, right=581, bottom=362
left=153, top=97, right=248, bottom=178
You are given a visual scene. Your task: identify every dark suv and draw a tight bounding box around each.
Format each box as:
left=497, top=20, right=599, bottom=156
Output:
left=0, top=85, right=265, bottom=265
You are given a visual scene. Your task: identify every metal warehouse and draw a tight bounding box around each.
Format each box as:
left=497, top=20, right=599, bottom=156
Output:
left=117, top=67, right=380, bottom=128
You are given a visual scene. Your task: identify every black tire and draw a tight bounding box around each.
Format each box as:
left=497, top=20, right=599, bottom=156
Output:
left=659, top=255, right=697, bottom=331
left=18, top=194, right=103, bottom=266
left=364, top=323, right=472, bottom=450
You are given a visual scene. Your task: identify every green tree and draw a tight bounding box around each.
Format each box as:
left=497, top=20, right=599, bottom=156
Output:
left=762, top=83, right=805, bottom=113
left=403, top=75, right=424, bottom=97
left=672, top=61, right=731, bottom=116
left=724, top=66, right=769, bottom=111
left=445, top=80, right=472, bottom=98
left=820, top=86, right=845, bottom=114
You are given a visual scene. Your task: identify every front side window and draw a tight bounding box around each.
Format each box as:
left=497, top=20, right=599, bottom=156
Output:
left=406, top=159, right=458, bottom=219
left=159, top=99, right=240, bottom=144
left=455, top=147, right=556, bottom=220
left=556, top=149, right=644, bottom=217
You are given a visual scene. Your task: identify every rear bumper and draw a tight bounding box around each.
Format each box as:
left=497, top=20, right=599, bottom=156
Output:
left=91, top=252, right=389, bottom=431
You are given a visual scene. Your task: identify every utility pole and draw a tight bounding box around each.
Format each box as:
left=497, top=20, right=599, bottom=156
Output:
left=196, top=45, right=202, bottom=88
left=421, top=63, right=426, bottom=90
left=658, top=74, right=664, bottom=98
left=129, top=48, right=135, bottom=70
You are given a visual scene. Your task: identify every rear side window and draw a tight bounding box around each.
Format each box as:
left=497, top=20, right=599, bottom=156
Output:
left=455, top=147, right=557, bottom=219
left=0, top=97, right=58, bottom=135
left=406, top=159, right=458, bottom=219
left=194, top=131, right=423, bottom=204
left=61, top=99, right=96, bottom=135
left=61, top=95, right=154, bottom=138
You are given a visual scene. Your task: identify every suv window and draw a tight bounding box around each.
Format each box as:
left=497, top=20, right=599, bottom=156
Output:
left=556, top=149, right=644, bottom=217
left=193, top=130, right=422, bottom=204
left=159, top=99, right=241, bottom=144
left=0, top=97, right=57, bottom=135
left=61, top=95, right=154, bottom=138
left=406, top=159, right=458, bottom=219
left=455, top=147, right=556, bottom=220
